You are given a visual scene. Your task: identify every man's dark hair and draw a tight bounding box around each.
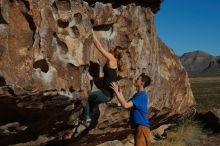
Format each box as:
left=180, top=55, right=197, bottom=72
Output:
left=140, top=73, right=151, bottom=88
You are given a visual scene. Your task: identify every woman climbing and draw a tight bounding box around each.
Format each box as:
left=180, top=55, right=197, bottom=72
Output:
left=81, top=30, right=119, bottom=127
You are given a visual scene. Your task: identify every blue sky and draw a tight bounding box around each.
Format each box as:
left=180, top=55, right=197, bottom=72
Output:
left=155, top=0, right=220, bottom=56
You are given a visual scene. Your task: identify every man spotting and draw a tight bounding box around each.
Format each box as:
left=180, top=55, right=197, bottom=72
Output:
left=110, top=73, right=151, bottom=146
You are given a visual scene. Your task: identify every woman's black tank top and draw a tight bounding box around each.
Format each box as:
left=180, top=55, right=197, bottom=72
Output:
left=102, top=64, right=117, bottom=98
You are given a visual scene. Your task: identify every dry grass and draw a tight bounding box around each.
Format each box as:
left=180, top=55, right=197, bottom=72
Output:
left=152, top=118, right=203, bottom=146
left=189, top=76, right=220, bottom=110
left=152, top=75, right=220, bottom=146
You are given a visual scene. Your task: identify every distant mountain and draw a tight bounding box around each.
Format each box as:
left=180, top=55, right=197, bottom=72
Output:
left=180, top=50, right=220, bottom=76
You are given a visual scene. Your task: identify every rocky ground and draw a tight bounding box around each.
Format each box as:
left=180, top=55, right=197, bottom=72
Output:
left=0, top=93, right=83, bottom=146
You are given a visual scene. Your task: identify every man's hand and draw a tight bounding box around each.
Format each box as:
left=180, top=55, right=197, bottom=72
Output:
left=110, top=82, right=119, bottom=93
left=110, top=82, right=122, bottom=96
left=110, top=82, right=133, bottom=109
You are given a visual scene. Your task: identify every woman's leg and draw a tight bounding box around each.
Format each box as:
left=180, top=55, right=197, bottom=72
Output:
left=83, top=102, right=91, bottom=119
left=83, top=90, right=110, bottom=119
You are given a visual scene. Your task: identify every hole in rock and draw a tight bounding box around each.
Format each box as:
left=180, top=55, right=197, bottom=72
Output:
left=53, top=33, right=68, bottom=54
left=0, top=76, right=6, bottom=87
left=0, top=7, right=8, bottom=24
left=71, top=26, right=80, bottom=37
left=9, top=0, right=14, bottom=3
left=33, top=59, right=49, bottom=73
left=93, top=23, right=113, bottom=31
left=52, top=2, right=58, bottom=12
left=57, top=19, right=69, bottom=28
left=0, top=45, right=6, bottom=58
left=74, top=13, right=82, bottom=24
left=69, top=86, right=75, bottom=92
left=22, top=12, right=36, bottom=43
left=21, top=0, right=30, bottom=10
left=84, top=0, right=161, bottom=11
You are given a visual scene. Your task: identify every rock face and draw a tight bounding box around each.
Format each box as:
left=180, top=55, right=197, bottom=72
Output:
left=0, top=0, right=194, bottom=145
left=180, top=50, right=220, bottom=76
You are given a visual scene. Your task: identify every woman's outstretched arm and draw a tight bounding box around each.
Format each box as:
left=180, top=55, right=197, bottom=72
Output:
left=92, top=30, right=115, bottom=62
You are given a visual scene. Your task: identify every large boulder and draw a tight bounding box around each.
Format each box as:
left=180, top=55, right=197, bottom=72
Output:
left=0, top=0, right=194, bottom=145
